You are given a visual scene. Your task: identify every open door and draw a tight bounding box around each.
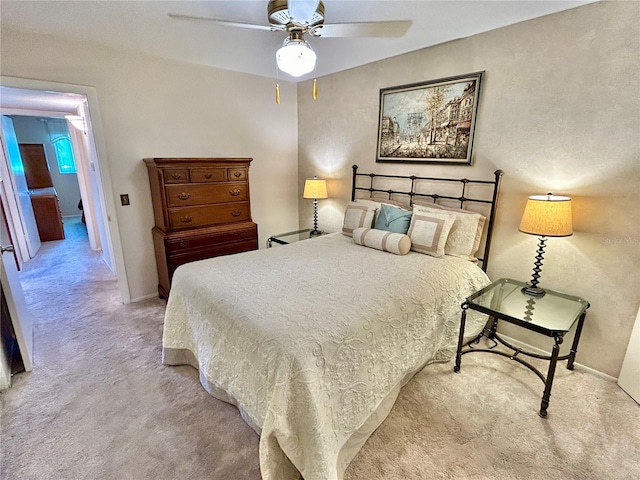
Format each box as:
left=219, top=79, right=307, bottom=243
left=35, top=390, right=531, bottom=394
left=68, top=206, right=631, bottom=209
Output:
left=0, top=115, right=41, bottom=260
left=0, top=185, right=33, bottom=374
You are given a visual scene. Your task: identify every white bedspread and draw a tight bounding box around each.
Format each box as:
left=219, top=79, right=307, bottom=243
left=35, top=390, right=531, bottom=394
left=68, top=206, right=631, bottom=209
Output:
left=162, top=233, right=489, bottom=480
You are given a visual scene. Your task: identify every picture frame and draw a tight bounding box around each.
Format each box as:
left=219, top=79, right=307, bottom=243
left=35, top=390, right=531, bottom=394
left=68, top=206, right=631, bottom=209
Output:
left=376, top=71, right=484, bottom=165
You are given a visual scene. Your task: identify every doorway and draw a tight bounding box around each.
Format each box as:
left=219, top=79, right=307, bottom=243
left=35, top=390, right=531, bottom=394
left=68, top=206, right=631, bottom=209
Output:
left=9, top=115, right=87, bottom=249
left=0, top=79, right=129, bottom=303
left=0, top=79, right=130, bottom=382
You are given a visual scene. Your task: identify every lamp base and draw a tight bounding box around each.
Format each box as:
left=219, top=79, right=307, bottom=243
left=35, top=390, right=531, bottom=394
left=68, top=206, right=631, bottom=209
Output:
left=309, top=229, right=323, bottom=236
left=521, top=285, right=546, bottom=297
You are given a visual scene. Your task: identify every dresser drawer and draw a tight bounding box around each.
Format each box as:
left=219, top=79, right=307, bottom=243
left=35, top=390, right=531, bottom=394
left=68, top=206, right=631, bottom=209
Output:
left=167, top=239, right=258, bottom=275
left=169, top=202, right=251, bottom=230
left=165, top=183, right=248, bottom=207
left=164, top=169, right=189, bottom=183
left=189, top=168, right=227, bottom=183
left=165, top=226, right=257, bottom=254
left=228, top=168, right=247, bottom=181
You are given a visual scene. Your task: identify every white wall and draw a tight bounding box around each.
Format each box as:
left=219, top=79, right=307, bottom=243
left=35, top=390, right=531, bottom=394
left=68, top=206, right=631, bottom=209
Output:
left=297, top=1, right=640, bottom=378
left=0, top=27, right=300, bottom=301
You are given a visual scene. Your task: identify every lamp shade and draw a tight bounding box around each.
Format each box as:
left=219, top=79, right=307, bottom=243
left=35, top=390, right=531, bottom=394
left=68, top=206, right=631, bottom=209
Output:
left=303, top=178, right=328, bottom=199
left=276, top=37, right=316, bottom=77
left=519, top=194, right=573, bottom=237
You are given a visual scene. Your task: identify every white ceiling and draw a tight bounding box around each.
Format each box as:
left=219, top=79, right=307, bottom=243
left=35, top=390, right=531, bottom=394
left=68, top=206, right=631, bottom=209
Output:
left=1, top=0, right=595, bottom=83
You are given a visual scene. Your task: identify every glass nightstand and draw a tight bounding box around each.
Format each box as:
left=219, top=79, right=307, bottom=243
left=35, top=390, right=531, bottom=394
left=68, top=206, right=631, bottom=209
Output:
left=266, top=229, right=326, bottom=248
left=454, top=278, right=589, bottom=417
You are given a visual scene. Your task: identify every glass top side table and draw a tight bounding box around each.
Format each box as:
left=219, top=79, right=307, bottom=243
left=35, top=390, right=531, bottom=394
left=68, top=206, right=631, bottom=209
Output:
left=454, top=278, right=589, bottom=417
left=266, top=229, right=325, bottom=248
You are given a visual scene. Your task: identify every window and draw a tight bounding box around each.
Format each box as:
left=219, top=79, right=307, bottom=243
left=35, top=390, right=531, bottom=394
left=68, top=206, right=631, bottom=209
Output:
left=53, top=137, right=77, bottom=174
left=46, top=118, right=77, bottom=174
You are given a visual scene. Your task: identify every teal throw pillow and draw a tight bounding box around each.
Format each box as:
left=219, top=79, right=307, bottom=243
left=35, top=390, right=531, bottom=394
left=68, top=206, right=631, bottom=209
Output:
left=374, top=204, right=412, bottom=234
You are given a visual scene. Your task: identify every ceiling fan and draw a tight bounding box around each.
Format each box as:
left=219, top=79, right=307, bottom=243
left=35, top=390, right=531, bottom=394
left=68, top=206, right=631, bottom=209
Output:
left=169, top=0, right=412, bottom=78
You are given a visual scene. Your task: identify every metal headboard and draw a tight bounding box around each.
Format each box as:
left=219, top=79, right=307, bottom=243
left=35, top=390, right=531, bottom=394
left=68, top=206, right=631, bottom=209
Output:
left=351, top=165, right=504, bottom=272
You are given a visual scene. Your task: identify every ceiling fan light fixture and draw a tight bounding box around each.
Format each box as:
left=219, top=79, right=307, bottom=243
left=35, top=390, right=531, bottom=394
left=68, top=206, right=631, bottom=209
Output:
left=276, top=36, right=316, bottom=77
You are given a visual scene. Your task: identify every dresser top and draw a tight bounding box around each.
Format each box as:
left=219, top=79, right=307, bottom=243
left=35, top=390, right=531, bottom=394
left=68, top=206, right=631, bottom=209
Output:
left=144, top=157, right=253, bottom=167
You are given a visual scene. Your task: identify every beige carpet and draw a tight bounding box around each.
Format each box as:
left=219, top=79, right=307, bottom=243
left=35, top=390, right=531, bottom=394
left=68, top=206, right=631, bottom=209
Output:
left=1, top=217, right=638, bottom=480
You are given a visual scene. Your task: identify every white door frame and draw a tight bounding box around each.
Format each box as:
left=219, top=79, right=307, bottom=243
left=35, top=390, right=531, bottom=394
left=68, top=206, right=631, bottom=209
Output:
left=0, top=76, right=131, bottom=304
left=67, top=115, right=100, bottom=252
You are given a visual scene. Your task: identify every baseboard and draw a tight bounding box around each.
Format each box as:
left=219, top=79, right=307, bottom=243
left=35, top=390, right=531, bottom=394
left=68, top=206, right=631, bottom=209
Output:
left=498, top=333, right=618, bottom=383
left=62, top=214, right=82, bottom=220
left=130, top=292, right=163, bottom=303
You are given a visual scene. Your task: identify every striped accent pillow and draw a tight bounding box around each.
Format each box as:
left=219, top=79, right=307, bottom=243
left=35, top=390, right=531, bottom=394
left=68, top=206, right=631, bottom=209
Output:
left=352, top=227, right=411, bottom=255
left=342, top=203, right=376, bottom=236
left=407, top=210, right=456, bottom=257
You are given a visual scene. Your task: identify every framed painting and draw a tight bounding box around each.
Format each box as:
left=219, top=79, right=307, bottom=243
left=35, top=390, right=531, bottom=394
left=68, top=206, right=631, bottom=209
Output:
left=376, top=71, right=484, bottom=165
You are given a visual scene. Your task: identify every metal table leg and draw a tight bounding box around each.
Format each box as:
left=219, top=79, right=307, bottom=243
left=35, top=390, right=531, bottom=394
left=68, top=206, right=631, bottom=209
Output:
left=540, top=334, right=563, bottom=417
left=567, top=311, right=586, bottom=370
left=454, top=303, right=468, bottom=373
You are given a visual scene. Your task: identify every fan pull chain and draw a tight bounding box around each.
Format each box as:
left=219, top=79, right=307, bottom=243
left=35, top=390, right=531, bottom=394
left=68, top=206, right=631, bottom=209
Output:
left=313, top=79, right=318, bottom=100
left=275, top=61, right=281, bottom=105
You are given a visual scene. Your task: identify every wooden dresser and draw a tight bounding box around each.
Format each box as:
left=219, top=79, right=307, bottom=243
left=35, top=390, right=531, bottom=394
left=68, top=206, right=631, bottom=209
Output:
left=144, top=158, right=258, bottom=298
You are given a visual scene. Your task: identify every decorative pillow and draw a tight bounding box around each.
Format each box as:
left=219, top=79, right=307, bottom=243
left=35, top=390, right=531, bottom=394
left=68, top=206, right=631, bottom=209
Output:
left=407, top=210, right=456, bottom=257
left=352, top=227, right=411, bottom=255
left=413, top=203, right=486, bottom=259
left=342, top=202, right=376, bottom=236
left=354, top=198, right=382, bottom=210
left=374, top=203, right=412, bottom=234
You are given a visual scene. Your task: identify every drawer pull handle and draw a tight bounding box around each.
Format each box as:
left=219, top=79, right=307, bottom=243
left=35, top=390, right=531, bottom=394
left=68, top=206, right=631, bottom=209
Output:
left=171, top=173, right=183, bottom=180
left=233, top=171, right=242, bottom=178
left=204, top=173, right=212, bottom=179
left=178, top=192, right=190, bottom=200
left=229, top=189, right=241, bottom=196
left=179, top=241, right=189, bottom=248
left=231, top=210, right=242, bottom=217
left=180, top=216, right=193, bottom=223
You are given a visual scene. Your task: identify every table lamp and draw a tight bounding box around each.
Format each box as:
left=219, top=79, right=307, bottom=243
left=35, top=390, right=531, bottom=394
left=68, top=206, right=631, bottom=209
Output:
left=303, top=176, right=328, bottom=236
left=519, top=193, right=573, bottom=297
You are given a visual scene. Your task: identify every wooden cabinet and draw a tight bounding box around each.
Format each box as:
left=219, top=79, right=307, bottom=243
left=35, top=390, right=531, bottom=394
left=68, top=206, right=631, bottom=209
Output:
left=145, top=158, right=258, bottom=298
left=30, top=188, right=65, bottom=242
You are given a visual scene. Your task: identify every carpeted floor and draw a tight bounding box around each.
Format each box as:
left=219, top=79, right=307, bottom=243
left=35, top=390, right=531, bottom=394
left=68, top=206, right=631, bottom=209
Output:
left=1, top=217, right=638, bottom=480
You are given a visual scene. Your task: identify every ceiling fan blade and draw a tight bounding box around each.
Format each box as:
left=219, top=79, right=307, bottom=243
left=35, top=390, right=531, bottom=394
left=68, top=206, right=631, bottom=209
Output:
left=288, top=0, right=320, bottom=24
left=311, top=20, right=412, bottom=38
left=168, top=13, right=283, bottom=32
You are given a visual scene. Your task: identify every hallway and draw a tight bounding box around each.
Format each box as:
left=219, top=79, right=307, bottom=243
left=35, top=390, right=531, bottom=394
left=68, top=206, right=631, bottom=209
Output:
left=18, top=217, right=109, bottom=328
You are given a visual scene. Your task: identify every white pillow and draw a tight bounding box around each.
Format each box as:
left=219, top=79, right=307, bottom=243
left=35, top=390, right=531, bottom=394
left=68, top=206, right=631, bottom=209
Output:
left=412, top=203, right=486, bottom=260
left=342, top=202, right=376, bottom=236
left=352, top=227, right=411, bottom=255
left=353, top=198, right=382, bottom=210
left=407, top=209, right=456, bottom=257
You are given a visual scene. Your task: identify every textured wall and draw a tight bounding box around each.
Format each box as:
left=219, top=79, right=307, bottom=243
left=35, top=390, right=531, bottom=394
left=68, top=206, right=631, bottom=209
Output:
left=297, top=1, right=640, bottom=377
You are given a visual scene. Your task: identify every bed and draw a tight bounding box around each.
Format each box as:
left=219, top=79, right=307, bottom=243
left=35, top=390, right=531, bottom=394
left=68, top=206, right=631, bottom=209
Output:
left=162, top=166, right=503, bottom=480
